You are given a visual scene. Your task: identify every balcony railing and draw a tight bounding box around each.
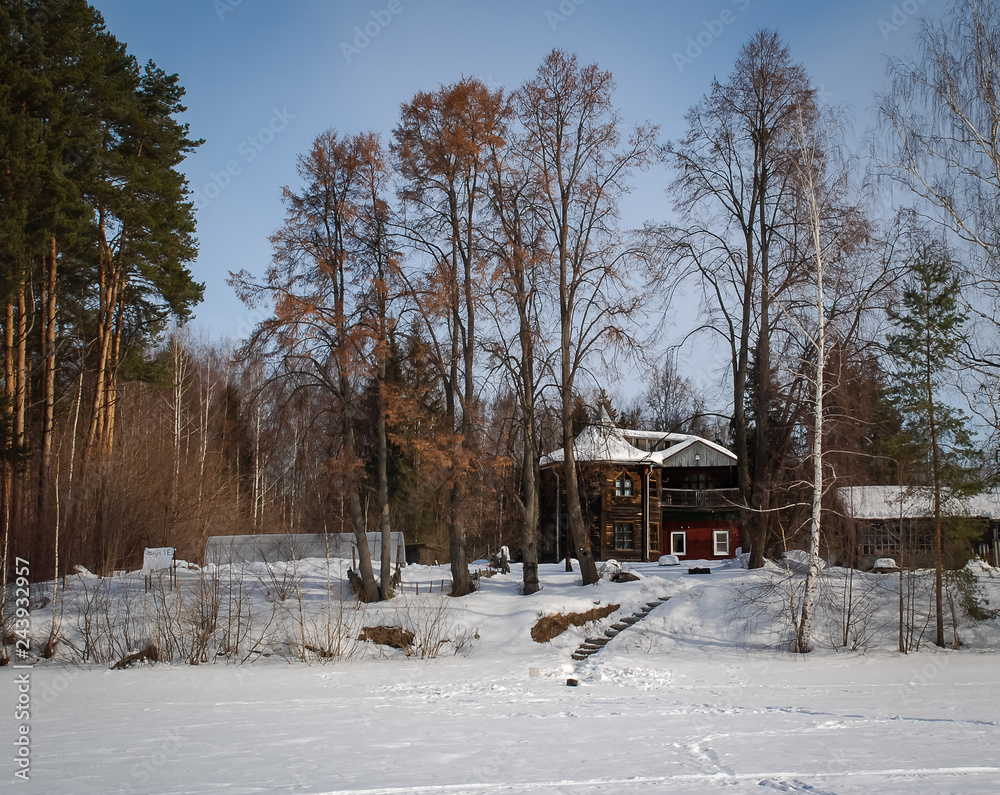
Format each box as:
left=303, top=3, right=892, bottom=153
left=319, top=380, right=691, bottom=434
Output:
left=661, top=488, right=741, bottom=509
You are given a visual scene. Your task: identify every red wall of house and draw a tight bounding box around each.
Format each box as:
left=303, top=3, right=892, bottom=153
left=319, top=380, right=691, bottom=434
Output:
left=662, top=519, right=741, bottom=560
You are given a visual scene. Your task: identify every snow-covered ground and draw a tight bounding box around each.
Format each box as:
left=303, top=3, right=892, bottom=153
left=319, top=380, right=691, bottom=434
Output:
left=4, top=558, right=1000, bottom=793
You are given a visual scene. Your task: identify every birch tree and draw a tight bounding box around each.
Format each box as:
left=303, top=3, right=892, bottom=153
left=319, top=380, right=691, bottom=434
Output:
left=879, top=0, right=1000, bottom=447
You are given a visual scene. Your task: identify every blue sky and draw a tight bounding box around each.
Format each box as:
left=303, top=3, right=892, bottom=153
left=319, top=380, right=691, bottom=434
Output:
left=88, top=0, right=950, bottom=353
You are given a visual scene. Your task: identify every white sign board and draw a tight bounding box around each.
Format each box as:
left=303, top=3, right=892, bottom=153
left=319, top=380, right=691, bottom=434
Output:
left=142, top=547, right=175, bottom=575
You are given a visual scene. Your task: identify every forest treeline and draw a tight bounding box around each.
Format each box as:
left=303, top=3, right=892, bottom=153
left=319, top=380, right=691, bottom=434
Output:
left=3, top=0, right=1000, bottom=624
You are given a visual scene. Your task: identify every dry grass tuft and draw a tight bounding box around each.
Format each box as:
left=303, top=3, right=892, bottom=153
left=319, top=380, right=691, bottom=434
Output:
left=531, top=604, right=620, bottom=643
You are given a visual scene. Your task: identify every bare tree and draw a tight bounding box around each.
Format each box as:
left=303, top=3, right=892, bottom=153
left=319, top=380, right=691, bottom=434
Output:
left=661, top=30, right=816, bottom=568
left=231, top=130, right=387, bottom=602
left=878, top=0, right=1000, bottom=460
left=393, top=78, right=509, bottom=596
left=483, top=106, right=551, bottom=595
left=354, top=133, right=400, bottom=600
left=628, top=356, right=713, bottom=436
left=517, top=50, right=657, bottom=585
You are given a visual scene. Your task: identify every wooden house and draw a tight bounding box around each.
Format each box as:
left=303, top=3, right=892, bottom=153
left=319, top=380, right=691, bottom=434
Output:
left=538, top=409, right=741, bottom=563
left=839, top=486, right=1000, bottom=569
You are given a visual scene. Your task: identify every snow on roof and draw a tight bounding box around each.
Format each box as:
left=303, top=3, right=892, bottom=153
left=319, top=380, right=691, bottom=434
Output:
left=620, top=429, right=694, bottom=443
left=839, top=486, right=1000, bottom=520
left=539, top=418, right=652, bottom=467
left=539, top=409, right=736, bottom=467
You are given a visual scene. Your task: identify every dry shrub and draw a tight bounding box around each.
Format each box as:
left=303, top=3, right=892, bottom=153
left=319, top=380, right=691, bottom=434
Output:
left=531, top=603, right=620, bottom=643
left=359, top=625, right=415, bottom=650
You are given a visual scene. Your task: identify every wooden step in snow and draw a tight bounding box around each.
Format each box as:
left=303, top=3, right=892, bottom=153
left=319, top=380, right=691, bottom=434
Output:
left=571, top=597, right=672, bottom=664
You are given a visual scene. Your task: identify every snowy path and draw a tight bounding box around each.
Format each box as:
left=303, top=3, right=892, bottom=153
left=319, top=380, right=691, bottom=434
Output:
left=10, top=652, right=1000, bottom=794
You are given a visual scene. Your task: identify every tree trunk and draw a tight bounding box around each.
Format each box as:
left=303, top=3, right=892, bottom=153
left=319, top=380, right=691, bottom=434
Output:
left=376, top=367, right=393, bottom=600
left=520, top=434, right=541, bottom=595
left=562, top=383, right=598, bottom=584
left=751, top=183, right=773, bottom=570
left=448, top=478, right=474, bottom=596
left=341, top=380, right=380, bottom=603
left=104, top=286, right=127, bottom=452
left=86, top=213, right=126, bottom=458
left=14, top=285, right=27, bottom=463
left=734, top=230, right=756, bottom=563
left=928, top=354, right=945, bottom=648
left=797, top=208, right=826, bottom=654
left=38, top=234, right=58, bottom=522
left=519, top=284, right=541, bottom=595
left=12, top=283, right=28, bottom=569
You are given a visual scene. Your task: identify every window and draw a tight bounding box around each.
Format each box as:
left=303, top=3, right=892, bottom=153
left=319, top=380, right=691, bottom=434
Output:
left=713, top=530, right=730, bottom=556
left=649, top=522, right=660, bottom=550
left=614, top=522, right=634, bottom=550
left=858, top=519, right=932, bottom=556
left=671, top=531, right=686, bottom=556
left=614, top=474, right=633, bottom=497
left=682, top=471, right=711, bottom=490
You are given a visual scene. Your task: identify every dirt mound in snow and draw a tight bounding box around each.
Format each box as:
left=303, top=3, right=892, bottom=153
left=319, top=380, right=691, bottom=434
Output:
left=531, top=603, right=620, bottom=643
left=359, top=626, right=415, bottom=650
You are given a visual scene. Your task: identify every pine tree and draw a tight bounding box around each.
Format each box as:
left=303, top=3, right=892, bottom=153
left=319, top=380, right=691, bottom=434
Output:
left=887, top=244, right=982, bottom=648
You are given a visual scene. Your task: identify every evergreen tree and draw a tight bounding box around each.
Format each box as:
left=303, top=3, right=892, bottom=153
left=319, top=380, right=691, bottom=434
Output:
left=1, top=0, right=203, bottom=578
left=886, top=244, right=983, bottom=648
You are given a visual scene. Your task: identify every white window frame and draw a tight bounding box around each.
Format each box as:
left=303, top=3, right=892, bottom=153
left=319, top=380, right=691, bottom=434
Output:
left=670, top=531, right=687, bottom=556
left=713, top=530, right=730, bottom=556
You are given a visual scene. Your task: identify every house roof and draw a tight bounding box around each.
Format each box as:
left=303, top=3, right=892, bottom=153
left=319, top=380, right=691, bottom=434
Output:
left=538, top=408, right=736, bottom=468
left=651, top=435, right=737, bottom=465
left=539, top=411, right=651, bottom=467
left=839, top=486, right=1000, bottom=520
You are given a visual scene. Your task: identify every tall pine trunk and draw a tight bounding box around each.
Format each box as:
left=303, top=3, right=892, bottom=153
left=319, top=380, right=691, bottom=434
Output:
left=38, top=234, right=58, bottom=520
